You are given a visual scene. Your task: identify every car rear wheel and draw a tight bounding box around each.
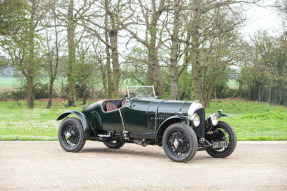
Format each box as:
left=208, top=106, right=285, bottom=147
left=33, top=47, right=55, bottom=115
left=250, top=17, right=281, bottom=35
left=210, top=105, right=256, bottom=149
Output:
left=103, top=140, right=125, bottom=149
left=206, top=121, right=237, bottom=158
left=163, top=123, right=198, bottom=163
left=58, top=117, right=86, bottom=152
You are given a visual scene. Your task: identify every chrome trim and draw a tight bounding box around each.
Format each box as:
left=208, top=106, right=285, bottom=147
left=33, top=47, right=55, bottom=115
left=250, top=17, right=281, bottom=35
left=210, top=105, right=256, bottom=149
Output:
left=188, top=102, right=203, bottom=118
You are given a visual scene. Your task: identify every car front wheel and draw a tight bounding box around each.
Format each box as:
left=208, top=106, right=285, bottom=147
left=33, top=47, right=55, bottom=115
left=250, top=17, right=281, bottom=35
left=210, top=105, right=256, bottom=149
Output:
left=206, top=121, right=237, bottom=158
left=163, top=123, right=198, bottom=163
left=58, top=117, right=86, bottom=152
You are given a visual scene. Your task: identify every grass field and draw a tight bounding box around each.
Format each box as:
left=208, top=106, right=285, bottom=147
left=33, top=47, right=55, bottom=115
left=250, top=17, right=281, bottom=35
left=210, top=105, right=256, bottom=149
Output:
left=0, top=76, right=66, bottom=89
left=0, top=99, right=286, bottom=141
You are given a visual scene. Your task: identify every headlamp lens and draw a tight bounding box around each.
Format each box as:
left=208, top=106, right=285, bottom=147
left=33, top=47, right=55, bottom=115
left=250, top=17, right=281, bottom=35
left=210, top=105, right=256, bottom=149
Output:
left=191, top=114, right=200, bottom=127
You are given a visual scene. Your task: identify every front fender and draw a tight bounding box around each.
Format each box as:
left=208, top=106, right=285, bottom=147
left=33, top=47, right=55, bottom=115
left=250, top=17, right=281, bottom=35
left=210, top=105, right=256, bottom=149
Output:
left=206, top=110, right=231, bottom=120
left=57, top=111, right=89, bottom=133
left=157, top=115, right=190, bottom=137
left=206, top=110, right=231, bottom=125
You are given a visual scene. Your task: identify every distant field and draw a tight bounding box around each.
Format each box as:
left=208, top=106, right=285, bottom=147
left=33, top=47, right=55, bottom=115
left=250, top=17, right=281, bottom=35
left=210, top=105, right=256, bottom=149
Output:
left=0, top=76, right=240, bottom=89
left=0, top=76, right=66, bottom=89
left=0, top=76, right=19, bottom=88
left=0, top=99, right=286, bottom=141
left=227, top=79, right=239, bottom=89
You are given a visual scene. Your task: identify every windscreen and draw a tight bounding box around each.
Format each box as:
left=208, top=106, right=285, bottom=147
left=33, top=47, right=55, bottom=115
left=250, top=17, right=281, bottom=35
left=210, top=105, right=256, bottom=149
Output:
left=127, top=86, right=156, bottom=99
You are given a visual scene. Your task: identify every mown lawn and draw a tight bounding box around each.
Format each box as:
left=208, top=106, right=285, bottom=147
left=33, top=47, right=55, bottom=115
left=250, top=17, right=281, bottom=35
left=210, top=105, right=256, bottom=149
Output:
left=0, top=99, right=286, bottom=141
left=205, top=99, right=287, bottom=141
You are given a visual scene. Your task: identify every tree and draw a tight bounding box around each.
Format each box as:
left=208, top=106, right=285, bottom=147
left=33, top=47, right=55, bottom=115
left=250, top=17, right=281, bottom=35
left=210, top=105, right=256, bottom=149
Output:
left=186, top=0, right=259, bottom=101
left=0, top=0, right=51, bottom=108
left=79, top=0, right=131, bottom=98
left=0, top=0, right=27, bottom=36
left=239, top=31, right=287, bottom=105
left=169, top=0, right=181, bottom=100
left=66, top=0, right=77, bottom=106
left=44, top=6, right=61, bottom=109
left=122, top=0, right=166, bottom=96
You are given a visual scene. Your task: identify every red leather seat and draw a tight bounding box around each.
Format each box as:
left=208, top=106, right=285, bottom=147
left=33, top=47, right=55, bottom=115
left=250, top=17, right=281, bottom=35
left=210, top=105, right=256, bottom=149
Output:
left=106, top=102, right=118, bottom=112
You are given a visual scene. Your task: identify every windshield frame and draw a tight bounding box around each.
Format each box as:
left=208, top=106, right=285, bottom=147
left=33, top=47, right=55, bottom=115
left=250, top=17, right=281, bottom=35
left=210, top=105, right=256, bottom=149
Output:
left=126, top=86, right=157, bottom=99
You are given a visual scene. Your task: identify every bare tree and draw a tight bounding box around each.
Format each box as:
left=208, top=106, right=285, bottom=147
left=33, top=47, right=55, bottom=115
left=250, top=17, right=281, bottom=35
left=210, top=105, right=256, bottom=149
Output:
left=122, top=0, right=166, bottom=96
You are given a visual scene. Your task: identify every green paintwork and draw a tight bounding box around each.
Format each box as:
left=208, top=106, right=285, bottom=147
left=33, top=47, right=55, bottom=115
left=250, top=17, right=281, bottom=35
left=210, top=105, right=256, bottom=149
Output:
left=57, top=97, right=207, bottom=139
left=57, top=111, right=89, bottom=133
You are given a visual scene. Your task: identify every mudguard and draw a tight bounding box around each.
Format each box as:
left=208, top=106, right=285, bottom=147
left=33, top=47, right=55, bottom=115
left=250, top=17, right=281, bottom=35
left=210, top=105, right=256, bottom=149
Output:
left=206, top=110, right=231, bottom=121
left=157, top=115, right=191, bottom=137
left=57, top=111, right=89, bottom=133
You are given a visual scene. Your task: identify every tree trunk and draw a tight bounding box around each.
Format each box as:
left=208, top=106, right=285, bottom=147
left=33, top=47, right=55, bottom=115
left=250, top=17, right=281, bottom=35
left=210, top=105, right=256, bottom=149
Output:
left=27, top=0, right=36, bottom=108
left=268, top=87, right=272, bottom=103
left=67, top=0, right=76, bottom=107
left=148, top=41, right=162, bottom=96
left=83, top=81, right=87, bottom=105
left=147, top=7, right=163, bottom=96
left=190, top=2, right=201, bottom=101
left=104, top=3, right=112, bottom=98
left=278, top=82, right=283, bottom=105
left=147, top=53, right=154, bottom=86
left=258, top=85, right=261, bottom=102
left=27, top=74, right=34, bottom=108
left=46, top=79, right=54, bottom=109
left=100, top=59, right=108, bottom=98
left=169, top=0, right=180, bottom=100
left=109, top=29, right=120, bottom=98
left=46, top=15, right=59, bottom=109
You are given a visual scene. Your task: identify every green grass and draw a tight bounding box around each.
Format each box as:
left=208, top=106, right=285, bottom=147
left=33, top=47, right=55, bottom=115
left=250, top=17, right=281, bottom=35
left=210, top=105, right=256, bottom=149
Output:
left=227, top=79, right=239, bottom=89
left=0, top=100, right=86, bottom=141
left=0, top=99, right=286, bottom=141
left=205, top=99, right=287, bottom=141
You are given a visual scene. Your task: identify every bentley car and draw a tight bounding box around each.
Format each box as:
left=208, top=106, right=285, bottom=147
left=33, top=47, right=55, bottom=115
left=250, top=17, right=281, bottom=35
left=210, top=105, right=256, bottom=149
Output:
left=57, top=86, right=237, bottom=162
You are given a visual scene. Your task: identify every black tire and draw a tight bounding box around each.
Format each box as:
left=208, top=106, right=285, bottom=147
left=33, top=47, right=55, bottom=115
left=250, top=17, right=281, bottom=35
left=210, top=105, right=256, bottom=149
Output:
left=162, top=123, right=198, bottom=163
left=58, top=117, right=86, bottom=152
left=103, top=140, right=125, bottom=149
left=206, top=121, right=237, bottom=158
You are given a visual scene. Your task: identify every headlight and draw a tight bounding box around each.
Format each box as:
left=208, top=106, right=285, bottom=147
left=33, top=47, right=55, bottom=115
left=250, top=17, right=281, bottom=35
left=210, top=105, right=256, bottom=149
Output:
left=191, top=113, right=200, bottom=127
left=210, top=114, right=218, bottom=126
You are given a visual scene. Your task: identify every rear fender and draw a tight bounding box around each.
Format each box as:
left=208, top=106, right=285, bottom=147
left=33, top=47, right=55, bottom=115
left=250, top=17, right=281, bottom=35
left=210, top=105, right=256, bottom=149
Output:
left=57, top=111, right=89, bottom=133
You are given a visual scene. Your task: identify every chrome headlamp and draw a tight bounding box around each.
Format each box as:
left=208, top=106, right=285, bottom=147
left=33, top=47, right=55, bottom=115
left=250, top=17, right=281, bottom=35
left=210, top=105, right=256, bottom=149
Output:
left=191, top=113, right=200, bottom=127
left=210, top=113, right=218, bottom=126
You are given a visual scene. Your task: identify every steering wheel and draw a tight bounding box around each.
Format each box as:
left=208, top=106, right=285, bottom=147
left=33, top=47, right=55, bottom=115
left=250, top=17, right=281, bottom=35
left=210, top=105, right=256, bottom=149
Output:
left=120, top=92, right=136, bottom=104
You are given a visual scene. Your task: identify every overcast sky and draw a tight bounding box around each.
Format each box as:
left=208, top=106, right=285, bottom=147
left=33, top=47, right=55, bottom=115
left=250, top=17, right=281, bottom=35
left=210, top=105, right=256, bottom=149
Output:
left=241, top=1, right=283, bottom=39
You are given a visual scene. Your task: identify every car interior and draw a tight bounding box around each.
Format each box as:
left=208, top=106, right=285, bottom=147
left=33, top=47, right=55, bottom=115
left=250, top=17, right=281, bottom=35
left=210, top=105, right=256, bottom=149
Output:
left=102, top=100, right=125, bottom=112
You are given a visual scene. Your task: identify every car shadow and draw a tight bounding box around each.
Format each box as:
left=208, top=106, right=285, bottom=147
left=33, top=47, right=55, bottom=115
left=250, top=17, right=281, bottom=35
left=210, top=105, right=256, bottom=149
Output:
left=79, top=147, right=211, bottom=162
left=81, top=147, right=165, bottom=158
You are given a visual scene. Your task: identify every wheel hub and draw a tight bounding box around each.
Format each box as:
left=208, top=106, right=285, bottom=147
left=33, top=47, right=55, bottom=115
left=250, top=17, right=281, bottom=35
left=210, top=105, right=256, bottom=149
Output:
left=174, top=139, right=179, bottom=149
left=65, top=132, right=72, bottom=138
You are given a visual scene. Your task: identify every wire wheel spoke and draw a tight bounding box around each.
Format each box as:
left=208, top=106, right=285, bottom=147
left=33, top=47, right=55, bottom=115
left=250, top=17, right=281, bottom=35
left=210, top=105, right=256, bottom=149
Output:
left=210, top=127, right=230, bottom=152
left=167, top=129, right=190, bottom=158
left=62, top=123, right=80, bottom=148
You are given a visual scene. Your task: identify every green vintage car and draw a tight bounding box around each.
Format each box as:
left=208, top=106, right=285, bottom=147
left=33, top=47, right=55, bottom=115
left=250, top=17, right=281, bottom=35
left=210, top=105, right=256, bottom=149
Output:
left=57, top=86, right=236, bottom=162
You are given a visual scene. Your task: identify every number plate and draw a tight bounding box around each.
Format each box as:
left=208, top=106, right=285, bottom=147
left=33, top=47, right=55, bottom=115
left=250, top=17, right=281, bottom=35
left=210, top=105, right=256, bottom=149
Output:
left=212, top=141, right=228, bottom=149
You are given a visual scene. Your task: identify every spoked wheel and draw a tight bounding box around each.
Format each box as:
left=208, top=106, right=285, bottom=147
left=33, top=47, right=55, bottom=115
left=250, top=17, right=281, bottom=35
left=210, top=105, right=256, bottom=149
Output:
left=58, top=117, right=86, bottom=152
left=103, top=140, right=125, bottom=149
left=206, top=121, right=237, bottom=158
left=163, top=123, right=198, bottom=163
